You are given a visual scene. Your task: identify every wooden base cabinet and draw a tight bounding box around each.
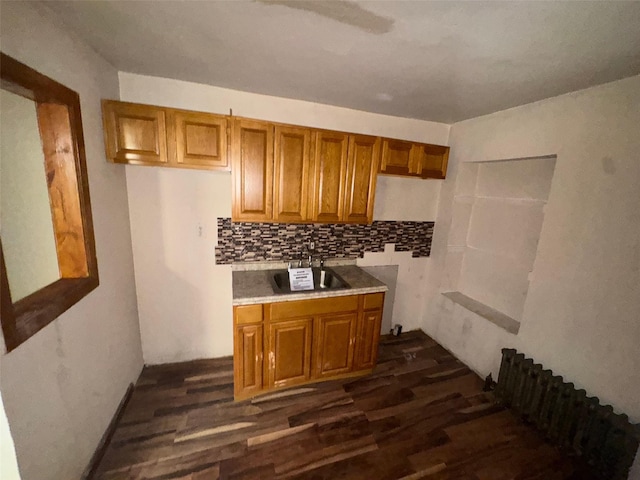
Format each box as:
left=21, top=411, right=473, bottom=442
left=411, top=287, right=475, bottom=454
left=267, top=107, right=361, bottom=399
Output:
left=234, top=324, right=263, bottom=398
left=267, top=317, right=313, bottom=389
left=233, top=305, right=264, bottom=399
left=233, top=292, right=384, bottom=400
left=314, top=312, right=357, bottom=379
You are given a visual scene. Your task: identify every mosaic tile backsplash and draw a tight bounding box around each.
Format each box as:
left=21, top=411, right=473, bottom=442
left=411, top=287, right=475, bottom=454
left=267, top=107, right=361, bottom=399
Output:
left=215, top=218, right=435, bottom=264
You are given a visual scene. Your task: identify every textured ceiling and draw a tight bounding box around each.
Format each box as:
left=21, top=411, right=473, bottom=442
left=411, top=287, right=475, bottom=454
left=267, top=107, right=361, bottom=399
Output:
left=43, top=0, right=640, bottom=123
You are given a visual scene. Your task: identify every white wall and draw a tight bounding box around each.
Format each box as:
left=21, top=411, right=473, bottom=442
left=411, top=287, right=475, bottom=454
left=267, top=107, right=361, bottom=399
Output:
left=424, top=76, right=640, bottom=429
left=0, top=385, right=20, bottom=480
left=120, top=72, right=449, bottom=363
left=0, top=3, right=143, bottom=479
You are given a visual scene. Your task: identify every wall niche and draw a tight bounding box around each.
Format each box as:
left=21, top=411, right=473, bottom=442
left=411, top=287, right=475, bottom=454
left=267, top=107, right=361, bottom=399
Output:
left=442, top=156, right=557, bottom=333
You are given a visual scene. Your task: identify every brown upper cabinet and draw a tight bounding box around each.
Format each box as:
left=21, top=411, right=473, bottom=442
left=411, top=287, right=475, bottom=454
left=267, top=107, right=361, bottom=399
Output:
left=233, top=126, right=380, bottom=224
left=273, top=125, right=313, bottom=222
left=414, top=143, right=449, bottom=179
left=310, top=131, right=379, bottom=224
left=311, top=131, right=349, bottom=223
left=380, top=137, right=449, bottom=179
left=102, top=100, right=450, bottom=224
left=103, top=101, right=168, bottom=165
left=343, top=134, right=381, bottom=223
left=171, top=110, right=228, bottom=168
left=231, top=118, right=274, bottom=222
left=102, top=100, right=229, bottom=170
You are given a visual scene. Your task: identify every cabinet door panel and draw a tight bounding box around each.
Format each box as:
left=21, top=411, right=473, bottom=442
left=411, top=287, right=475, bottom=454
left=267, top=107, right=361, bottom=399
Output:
left=234, top=324, right=263, bottom=399
left=311, top=131, right=348, bottom=222
left=102, top=101, right=167, bottom=165
left=274, top=126, right=312, bottom=222
left=232, top=119, right=274, bottom=221
left=173, top=111, right=228, bottom=169
left=354, top=309, right=382, bottom=371
left=414, top=144, right=449, bottom=179
left=314, top=313, right=356, bottom=378
left=380, top=139, right=417, bottom=176
left=344, top=135, right=380, bottom=224
left=267, top=318, right=312, bottom=389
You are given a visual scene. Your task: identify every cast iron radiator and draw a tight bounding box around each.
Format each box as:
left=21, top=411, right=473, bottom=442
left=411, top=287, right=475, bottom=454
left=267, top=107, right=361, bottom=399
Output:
left=495, top=348, right=640, bottom=480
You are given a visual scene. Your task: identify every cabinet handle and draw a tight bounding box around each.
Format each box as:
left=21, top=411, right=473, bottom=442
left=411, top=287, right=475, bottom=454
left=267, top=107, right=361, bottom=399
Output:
left=269, top=351, right=275, bottom=371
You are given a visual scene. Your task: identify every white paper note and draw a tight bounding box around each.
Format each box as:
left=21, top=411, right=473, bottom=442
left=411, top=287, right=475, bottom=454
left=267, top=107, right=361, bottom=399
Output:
left=288, top=267, right=314, bottom=291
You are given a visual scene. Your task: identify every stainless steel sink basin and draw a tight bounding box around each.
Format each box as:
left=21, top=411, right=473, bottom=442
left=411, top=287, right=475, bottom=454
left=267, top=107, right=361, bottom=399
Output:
left=269, top=267, right=350, bottom=294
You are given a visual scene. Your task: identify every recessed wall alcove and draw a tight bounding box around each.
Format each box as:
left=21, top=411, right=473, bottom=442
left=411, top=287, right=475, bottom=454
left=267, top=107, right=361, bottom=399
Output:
left=442, top=155, right=557, bottom=334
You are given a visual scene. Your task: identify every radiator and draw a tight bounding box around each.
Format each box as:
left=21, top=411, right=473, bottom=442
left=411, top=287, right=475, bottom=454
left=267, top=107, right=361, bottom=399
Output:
left=495, top=348, right=640, bottom=480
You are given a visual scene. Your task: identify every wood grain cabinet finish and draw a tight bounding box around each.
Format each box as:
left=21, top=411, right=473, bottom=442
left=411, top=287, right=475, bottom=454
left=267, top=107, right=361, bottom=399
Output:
left=234, top=292, right=384, bottom=400
left=310, top=131, right=349, bottom=223
left=171, top=110, right=228, bottom=169
left=234, top=324, right=263, bottom=398
left=273, top=126, right=313, bottom=222
left=380, top=139, right=419, bottom=176
left=354, top=306, right=383, bottom=370
left=379, top=137, right=449, bottom=179
left=233, top=304, right=264, bottom=399
left=313, top=312, right=357, bottom=378
left=413, top=143, right=449, bottom=179
left=344, top=135, right=381, bottom=224
left=102, top=100, right=168, bottom=165
left=266, top=317, right=313, bottom=389
left=231, top=118, right=274, bottom=222
left=102, top=100, right=229, bottom=170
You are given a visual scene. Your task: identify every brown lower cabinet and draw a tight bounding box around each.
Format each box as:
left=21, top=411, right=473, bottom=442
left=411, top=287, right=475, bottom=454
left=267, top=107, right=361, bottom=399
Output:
left=233, top=292, right=384, bottom=400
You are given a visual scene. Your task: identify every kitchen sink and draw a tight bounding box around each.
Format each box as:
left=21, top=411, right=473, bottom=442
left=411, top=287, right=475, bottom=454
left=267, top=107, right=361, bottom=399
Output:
left=269, top=267, right=350, bottom=294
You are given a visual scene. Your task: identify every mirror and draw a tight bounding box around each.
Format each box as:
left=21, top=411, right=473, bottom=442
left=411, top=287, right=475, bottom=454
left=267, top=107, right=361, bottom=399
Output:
left=0, top=52, right=99, bottom=352
left=1, top=89, right=61, bottom=301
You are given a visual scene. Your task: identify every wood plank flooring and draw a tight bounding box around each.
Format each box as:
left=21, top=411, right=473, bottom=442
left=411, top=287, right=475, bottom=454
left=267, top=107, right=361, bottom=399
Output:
left=93, top=331, right=593, bottom=480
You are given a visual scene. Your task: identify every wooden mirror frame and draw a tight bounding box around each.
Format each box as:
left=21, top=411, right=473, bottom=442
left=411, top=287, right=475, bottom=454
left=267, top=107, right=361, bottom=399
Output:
left=0, top=52, right=99, bottom=352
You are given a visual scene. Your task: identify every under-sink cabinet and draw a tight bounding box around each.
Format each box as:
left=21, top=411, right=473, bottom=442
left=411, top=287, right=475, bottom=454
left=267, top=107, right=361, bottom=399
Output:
left=233, top=292, right=384, bottom=400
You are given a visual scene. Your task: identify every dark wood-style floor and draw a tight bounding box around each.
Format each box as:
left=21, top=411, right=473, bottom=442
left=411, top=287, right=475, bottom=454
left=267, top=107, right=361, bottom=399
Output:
left=94, top=331, right=590, bottom=480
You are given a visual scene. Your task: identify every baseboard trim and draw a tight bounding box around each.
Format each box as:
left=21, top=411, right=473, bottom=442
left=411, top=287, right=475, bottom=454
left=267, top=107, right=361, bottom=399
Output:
left=81, top=382, right=134, bottom=480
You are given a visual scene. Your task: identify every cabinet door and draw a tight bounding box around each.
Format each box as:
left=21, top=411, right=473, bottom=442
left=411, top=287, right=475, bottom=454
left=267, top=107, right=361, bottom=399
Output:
left=343, top=134, right=380, bottom=224
left=354, top=309, right=382, bottom=371
left=273, top=126, right=312, bottom=222
left=313, top=312, right=356, bottom=378
left=413, top=144, right=449, bottom=179
left=234, top=324, right=263, bottom=399
left=267, top=318, right=313, bottom=389
left=231, top=118, right=274, bottom=221
left=310, top=131, right=348, bottom=223
left=171, top=110, right=228, bottom=169
left=102, top=100, right=168, bottom=165
left=380, top=139, right=419, bottom=176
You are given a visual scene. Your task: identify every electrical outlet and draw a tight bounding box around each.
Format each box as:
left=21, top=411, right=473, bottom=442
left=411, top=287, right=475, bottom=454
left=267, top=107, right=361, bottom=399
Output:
left=309, top=241, right=315, bottom=250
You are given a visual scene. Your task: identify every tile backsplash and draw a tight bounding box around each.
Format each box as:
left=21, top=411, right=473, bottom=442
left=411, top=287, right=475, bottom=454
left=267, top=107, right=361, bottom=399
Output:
left=215, top=218, right=435, bottom=264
